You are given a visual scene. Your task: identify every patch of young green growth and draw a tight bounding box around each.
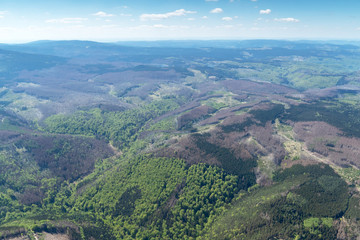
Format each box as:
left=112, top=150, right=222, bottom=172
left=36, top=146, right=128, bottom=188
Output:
left=335, top=167, right=360, bottom=186
left=148, top=117, right=177, bottom=131
left=0, top=89, right=48, bottom=122
left=202, top=94, right=242, bottom=110
left=107, top=84, right=117, bottom=97
left=0, top=117, right=23, bottom=132
left=275, top=119, right=294, bottom=139
left=207, top=90, right=229, bottom=95
left=337, top=93, right=360, bottom=105
left=234, top=108, right=250, bottom=115
left=195, top=122, right=221, bottom=134
left=271, top=100, right=290, bottom=109
left=257, top=155, right=277, bottom=180
left=150, top=84, right=186, bottom=100
left=203, top=100, right=227, bottom=110
left=185, top=69, right=207, bottom=83
left=303, top=217, right=333, bottom=234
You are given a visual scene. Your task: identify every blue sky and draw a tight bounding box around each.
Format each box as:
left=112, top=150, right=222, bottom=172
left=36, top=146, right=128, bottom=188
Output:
left=0, top=0, right=360, bottom=43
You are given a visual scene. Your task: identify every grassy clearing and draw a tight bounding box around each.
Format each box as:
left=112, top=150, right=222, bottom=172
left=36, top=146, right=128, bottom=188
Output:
left=185, top=69, right=207, bottom=83
left=337, top=93, right=360, bottom=105
left=195, top=122, right=219, bottom=133
left=234, top=108, right=250, bottom=115
left=257, top=154, right=277, bottom=179
left=149, top=83, right=185, bottom=100
left=0, top=118, right=24, bottom=132
left=0, top=89, right=48, bottom=121
left=335, top=167, right=360, bottom=186
left=275, top=120, right=302, bottom=161
left=201, top=94, right=243, bottom=110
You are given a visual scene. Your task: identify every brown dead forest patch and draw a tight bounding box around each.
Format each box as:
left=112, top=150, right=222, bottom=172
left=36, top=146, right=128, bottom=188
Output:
left=177, top=105, right=215, bottom=129
left=294, top=121, right=360, bottom=168
left=155, top=134, right=219, bottom=166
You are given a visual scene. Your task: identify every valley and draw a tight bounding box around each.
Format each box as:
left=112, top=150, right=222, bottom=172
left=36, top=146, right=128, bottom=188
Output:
left=1, top=40, right=360, bottom=239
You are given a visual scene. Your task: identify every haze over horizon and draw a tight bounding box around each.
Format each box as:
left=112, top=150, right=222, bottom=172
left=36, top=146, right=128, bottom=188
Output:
left=0, top=0, right=360, bottom=43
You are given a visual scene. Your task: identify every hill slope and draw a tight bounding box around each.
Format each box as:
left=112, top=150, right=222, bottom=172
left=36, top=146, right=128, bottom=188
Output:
left=1, top=40, right=360, bottom=239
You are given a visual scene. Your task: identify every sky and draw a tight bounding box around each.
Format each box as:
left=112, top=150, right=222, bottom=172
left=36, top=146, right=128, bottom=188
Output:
left=0, top=0, right=360, bottom=43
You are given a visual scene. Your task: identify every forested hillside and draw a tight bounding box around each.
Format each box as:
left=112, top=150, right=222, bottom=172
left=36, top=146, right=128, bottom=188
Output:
left=1, top=40, right=360, bottom=239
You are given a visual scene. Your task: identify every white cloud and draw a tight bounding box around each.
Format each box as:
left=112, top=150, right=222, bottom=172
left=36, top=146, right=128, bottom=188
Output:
left=0, top=11, right=8, bottom=18
left=222, top=17, right=233, bottom=21
left=223, top=25, right=234, bottom=29
left=251, top=0, right=257, bottom=2
left=188, top=18, right=195, bottom=21
left=215, top=24, right=234, bottom=29
left=202, top=16, right=208, bottom=19
left=230, top=0, right=235, bottom=2
left=153, top=24, right=168, bottom=28
left=140, top=9, right=196, bottom=21
left=274, top=17, right=300, bottom=22
left=130, top=24, right=190, bottom=31
left=93, top=11, right=114, bottom=17
left=46, top=18, right=88, bottom=24
left=0, top=27, right=15, bottom=31
left=260, top=9, right=271, bottom=14
left=210, top=8, right=223, bottom=14
left=100, top=24, right=120, bottom=29
left=119, top=13, right=132, bottom=17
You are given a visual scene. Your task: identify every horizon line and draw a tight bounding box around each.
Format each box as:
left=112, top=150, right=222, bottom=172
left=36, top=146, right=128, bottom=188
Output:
left=2, top=38, right=360, bottom=45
